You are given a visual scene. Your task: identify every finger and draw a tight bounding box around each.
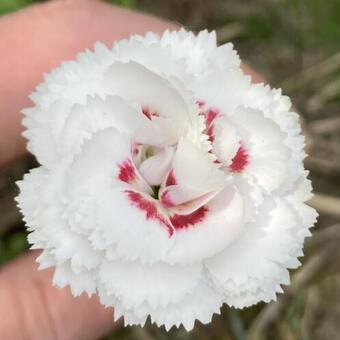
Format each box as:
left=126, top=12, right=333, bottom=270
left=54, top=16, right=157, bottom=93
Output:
left=241, top=63, right=264, bottom=83
left=0, top=250, right=116, bottom=340
left=0, top=0, right=177, bottom=167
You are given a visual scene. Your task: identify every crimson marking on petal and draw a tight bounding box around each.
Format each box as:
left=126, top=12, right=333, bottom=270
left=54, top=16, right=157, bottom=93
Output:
left=170, top=206, right=208, bottom=230
left=207, top=125, right=215, bottom=143
left=165, top=169, right=177, bottom=186
left=142, top=106, right=152, bottom=120
left=196, top=99, right=205, bottom=109
left=160, top=190, right=175, bottom=208
left=229, top=144, right=249, bottom=173
left=205, top=108, right=220, bottom=126
left=125, top=190, right=174, bottom=237
left=142, top=106, right=160, bottom=120
left=118, top=159, right=137, bottom=183
left=133, top=146, right=140, bottom=156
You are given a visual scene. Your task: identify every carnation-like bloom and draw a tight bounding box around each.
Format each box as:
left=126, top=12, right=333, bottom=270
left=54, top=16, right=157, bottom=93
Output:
left=17, top=29, right=317, bottom=331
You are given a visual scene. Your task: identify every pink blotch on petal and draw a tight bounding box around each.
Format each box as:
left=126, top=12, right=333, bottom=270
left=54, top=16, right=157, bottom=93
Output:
left=133, top=146, right=140, bottom=156
left=196, top=99, right=205, bottom=109
left=170, top=206, right=208, bottom=230
left=229, top=144, right=249, bottom=173
left=165, top=169, right=177, bottom=186
left=142, top=106, right=160, bottom=120
left=205, top=108, right=220, bottom=126
left=142, top=106, right=152, bottom=120
left=160, top=190, right=175, bottom=208
left=118, top=159, right=137, bottom=184
left=199, top=107, right=220, bottom=143
left=125, top=190, right=174, bottom=237
left=207, top=125, right=215, bottom=143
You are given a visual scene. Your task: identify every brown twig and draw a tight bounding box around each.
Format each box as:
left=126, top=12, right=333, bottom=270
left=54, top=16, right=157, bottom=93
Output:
left=309, top=117, right=340, bottom=135
left=305, top=223, right=340, bottom=251
left=308, top=193, right=340, bottom=218
left=305, top=156, right=340, bottom=175
left=281, top=51, right=340, bottom=93
left=216, top=23, right=245, bottom=43
left=306, top=75, right=340, bottom=113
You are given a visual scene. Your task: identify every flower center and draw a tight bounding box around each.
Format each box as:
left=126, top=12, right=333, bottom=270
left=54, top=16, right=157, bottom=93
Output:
left=116, top=100, right=248, bottom=236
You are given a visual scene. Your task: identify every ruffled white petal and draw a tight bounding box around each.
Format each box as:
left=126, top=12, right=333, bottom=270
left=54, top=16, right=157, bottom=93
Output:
left=53, top=261, right=97, bottom=297
left=99, top=259, right=202, bottom=309
left=212, top=117, right=241, bottom=166
left=98, top=277, right=223, bottom=331
left=191, top=68, right=251, bottom=113
left=166, top=185, right=244, bottom=264
left=91, top=188, right=174, bottom=264
left=103, top=61, right=193, bottom=147
left=163, top=137, right=226, bottom=195
left=147, top=279, right=222, bottom=331
left=244, top=84, right=306, bottom=188
left=63, top=129, right=174, bottom=263
left=230, top=107, right=291, bottom=194
left=205, top=173, right=317, bottom=307
left=17, top=28, right=317, bottom=331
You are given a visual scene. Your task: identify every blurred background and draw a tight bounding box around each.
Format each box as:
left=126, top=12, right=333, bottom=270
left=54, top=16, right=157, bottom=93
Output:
left=0, top=0, right=340, bottom=339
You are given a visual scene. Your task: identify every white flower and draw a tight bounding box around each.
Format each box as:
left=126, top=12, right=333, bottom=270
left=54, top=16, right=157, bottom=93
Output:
left=16, top=29, right=317, bottom=331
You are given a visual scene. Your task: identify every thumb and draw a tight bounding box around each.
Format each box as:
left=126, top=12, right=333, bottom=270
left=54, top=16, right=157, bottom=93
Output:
left=0, top=250, right=116, bottom=340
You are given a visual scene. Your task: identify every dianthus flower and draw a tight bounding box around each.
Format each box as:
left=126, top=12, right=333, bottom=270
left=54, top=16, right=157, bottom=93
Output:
left=17, top=29, right=317, bottom=330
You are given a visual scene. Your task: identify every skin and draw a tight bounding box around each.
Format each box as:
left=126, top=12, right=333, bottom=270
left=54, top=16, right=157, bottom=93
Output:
left=0, top=1, right=261, bottom=339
